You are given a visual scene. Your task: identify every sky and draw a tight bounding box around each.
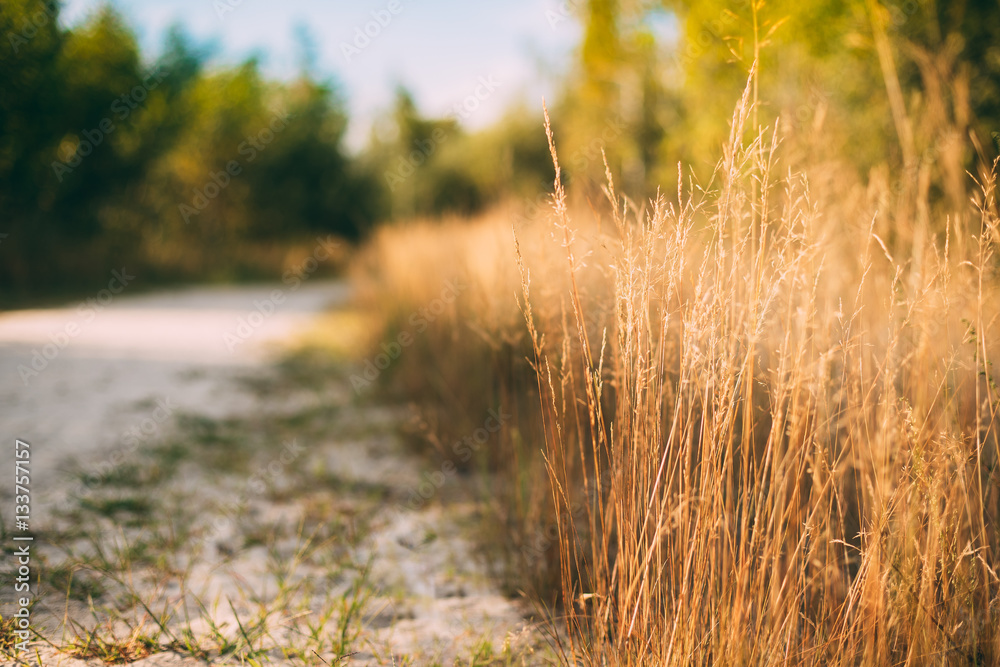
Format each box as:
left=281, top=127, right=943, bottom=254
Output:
left=60, top=0, right=585, bottom=151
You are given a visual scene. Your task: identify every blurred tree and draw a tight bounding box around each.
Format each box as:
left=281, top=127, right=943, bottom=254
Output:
left=0, top=0, right=65, bottom=268
left=362, top=88, right=558, bottom=221
left=0, top=2, right=160, bottom=291
left=558, top=0, right=623, bottom=190
left=556, top=0, right=675, bottom=200
left=0, top=4, right=379, bottom=297
left=248, top=75, right=378, bottom=240
left=538, top=0, right=1000, bottom=236
left=654, top=0, right=892, bottom=173
left=462, top=105, right=555, bottom=202
left=649, top=0, right=998, bottom=185
left=368, top=88, right=464, bottom=219
left=51, top=6, right=144, bottom=237
left=141, top=59, right=376, bottom=245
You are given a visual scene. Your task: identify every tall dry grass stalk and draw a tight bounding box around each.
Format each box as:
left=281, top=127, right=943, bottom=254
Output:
left=353, top=74, right=1000, bottom=664
left=514, top=78, right=1000, bottom=663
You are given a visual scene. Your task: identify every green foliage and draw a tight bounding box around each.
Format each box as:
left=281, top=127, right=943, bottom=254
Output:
left=6, top=0, right=998, bottom=300
left=659, top=0, right=893, bottom=171
left=363, top=88, right=554, bottom=221
left=0, top=3, right=377, bottom=299
left=551, top=0, right=1000, bottom=203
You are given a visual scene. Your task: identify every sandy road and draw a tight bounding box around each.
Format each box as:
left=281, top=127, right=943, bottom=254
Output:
left=0, top=282, right=539, bottom=665
left=0, top=281, right=349, bottom=505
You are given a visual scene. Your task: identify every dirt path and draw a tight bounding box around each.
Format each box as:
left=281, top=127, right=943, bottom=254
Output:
left=0, top=282, right=541, bottom=666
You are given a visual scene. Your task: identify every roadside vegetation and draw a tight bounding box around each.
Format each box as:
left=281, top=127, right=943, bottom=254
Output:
left=359, top=89, right=1000, bottom=664
left=354, top=2, right=1000, bottom=663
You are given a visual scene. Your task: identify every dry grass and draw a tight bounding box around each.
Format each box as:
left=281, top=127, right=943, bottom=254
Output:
left=354, top=78, right=1000, bottom=664
left=0, top=613, right=23, bottom=659
left=65, top=622, right=159, bottom=664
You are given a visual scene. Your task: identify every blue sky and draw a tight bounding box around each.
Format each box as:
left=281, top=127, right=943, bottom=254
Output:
left=60, top=0, right=584, bottom=150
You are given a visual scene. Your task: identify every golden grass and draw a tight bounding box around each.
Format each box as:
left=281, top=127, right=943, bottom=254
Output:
left=354, top=83, right=1000, bottom=664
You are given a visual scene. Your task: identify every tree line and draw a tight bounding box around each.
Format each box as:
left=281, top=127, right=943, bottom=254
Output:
left=3, top=0, right=998, bottom=300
